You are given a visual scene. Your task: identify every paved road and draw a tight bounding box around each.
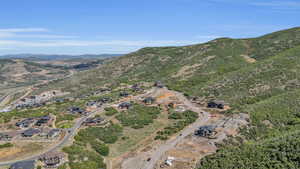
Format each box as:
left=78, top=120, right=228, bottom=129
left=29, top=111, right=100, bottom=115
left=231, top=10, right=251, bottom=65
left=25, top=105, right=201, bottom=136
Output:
left=0, top=107, right=102, bottom=167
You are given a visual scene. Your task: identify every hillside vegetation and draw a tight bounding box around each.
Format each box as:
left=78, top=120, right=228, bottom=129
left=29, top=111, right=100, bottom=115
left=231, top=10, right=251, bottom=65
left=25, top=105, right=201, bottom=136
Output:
left=36, top=27, right=300, bottom=168
left=0, top=59, right=68, bottom=89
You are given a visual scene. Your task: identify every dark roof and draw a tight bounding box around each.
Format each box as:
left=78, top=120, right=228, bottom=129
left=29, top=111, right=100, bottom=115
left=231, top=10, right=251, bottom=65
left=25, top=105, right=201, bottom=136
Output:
left=68, top=107, right=85, bottom=113
left=195, top=125, right=216, bottom=137
left=143, top=97, right=155, bottom=104
left=207, top=100, right=226, bottom=109
left=16, top=118, right=34, bottom=127
left=10, top=160, right=35, bottom=169
left=29, top=96, right=36, bottom=99
left=84, top=117, right=104, bottom=124
left=39, top=151, right=64, bottom=166
left=118, top=102, right=132, bottom=108
left=98, top=97, right=111, bottom=103
left=22, top=128, right=40, bottom=137
left=35, top=116, right=51, bottom=126
left=40, top=115, right=51, bottom=121
left=199, top=125, right=215, bottom=131
left=119, top=91, right=129, bottom=97
left=86, top=101, right=96, bottom=106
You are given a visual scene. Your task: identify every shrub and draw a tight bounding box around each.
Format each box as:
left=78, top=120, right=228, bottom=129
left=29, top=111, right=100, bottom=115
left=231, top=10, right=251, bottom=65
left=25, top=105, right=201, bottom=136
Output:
left=116, top=104, right=160, bottom=129
left=0, top=143, right=13, bottom=149
left=104, top=107, right=119, bottom=116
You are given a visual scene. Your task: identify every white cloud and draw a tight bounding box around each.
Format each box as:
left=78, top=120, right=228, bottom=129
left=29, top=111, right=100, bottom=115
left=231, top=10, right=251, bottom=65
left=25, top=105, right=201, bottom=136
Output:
left=0, top=32, right=15, bottom=38
left=14, top=34, right=78, bottom=39
left=0, top=27, right=205, bottom=54
left=0, top=28, right=78, bottom=39
left=0, top=47, right=12, bottom=50
left=0, top=40, right=198, bottom=47
left=0, top=33, right=77, bottom=39
left=0, top=28, right=48, bottom=33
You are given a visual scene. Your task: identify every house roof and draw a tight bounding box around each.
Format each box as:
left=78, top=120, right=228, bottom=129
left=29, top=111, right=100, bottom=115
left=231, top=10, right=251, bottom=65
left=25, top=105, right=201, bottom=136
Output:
left=22, top=128, right=40, bottom=136
left=198, top=125, right=216, bottom=131
left=40, top=151, right=65, bottom=160
left=40, top=115, right=51, bottom=120
left=119, top=102, right=132, bottom=107
left=10, top=160, right=35, bottom=169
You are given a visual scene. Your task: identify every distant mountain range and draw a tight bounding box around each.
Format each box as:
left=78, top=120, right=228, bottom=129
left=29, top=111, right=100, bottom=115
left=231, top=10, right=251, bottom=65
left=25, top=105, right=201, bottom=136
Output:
left=0, top=53, right=123, bottom=60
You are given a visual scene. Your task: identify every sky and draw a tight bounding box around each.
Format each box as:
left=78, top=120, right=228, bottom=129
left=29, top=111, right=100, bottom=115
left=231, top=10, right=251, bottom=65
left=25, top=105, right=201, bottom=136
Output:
left=0, top=0, right=299, bottom=55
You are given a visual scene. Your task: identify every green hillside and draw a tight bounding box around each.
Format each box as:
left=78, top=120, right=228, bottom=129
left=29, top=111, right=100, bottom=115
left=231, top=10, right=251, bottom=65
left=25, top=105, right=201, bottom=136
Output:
left=36, top=27, right=300, bottom=168
left=199, top=89, right=300, bottom=169
left=38, top=27, right=300, bottom=95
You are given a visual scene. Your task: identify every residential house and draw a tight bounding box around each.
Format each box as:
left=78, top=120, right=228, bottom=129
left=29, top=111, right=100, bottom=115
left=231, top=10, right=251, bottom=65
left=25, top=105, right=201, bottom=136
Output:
left=143, top=97, right=155, bottom=105
left=118, top=102, right=132, bottom=109
left=16, top=118, right=35, bottom=128
left=68, top=106, right=87, bottom=115
left=207, top=100, right=226, bottom=109
left=39, top=151, right=65, bottom=168
left=83, top=117, right=104, bottom=126
left=22, top=128, right=41, bottom=137
left=86, top=101, right=97, bottom=107
left=119, top=91, right=129, bottom=97
left=195, top=125, right=216, bottom=137
left=98, top=97, right=111, bottom=104
left=35, top=115, right=51, bottom=126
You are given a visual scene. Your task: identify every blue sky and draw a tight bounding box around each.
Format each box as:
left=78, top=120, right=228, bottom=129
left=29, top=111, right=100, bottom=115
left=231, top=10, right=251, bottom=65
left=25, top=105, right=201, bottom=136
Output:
left=0, top=0, right=299, bottom=55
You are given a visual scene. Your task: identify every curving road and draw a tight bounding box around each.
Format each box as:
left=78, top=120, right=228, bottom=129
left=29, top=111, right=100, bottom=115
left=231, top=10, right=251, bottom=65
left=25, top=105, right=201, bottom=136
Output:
left=0, top=108, right=102, bottom=167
